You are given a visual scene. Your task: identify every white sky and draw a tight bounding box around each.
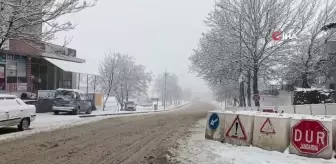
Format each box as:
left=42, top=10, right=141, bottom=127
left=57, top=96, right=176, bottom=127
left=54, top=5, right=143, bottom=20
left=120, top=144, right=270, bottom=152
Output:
left=53, top=0, right=215, bottom=94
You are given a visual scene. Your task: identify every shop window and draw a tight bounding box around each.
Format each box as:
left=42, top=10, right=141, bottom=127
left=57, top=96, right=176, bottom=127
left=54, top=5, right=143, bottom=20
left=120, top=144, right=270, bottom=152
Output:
left=47, top=65, right=55, bottom=89
left=7, top=62, right=16, bottom=76
left=7, top=62, right=17, bottom=83
left=14, top=55, right=20, bottom=61
left=31, top=57, right=37, bottom=63
left=6, top=57, right=28, bottom=92
left=0, top=54, right=6, bottom=63
left=57, top=67, right=63, bottom=88
left=6, top=55, right=13, bottom=61
left=0, top=64, right=5, bottom=91
left=6, top=62, right=17, bottom=92
left=18, top=77, right=27, bottom=83
left=39, top=64, right=47, bottom=90
left=7, top=77, right=17, bottom=83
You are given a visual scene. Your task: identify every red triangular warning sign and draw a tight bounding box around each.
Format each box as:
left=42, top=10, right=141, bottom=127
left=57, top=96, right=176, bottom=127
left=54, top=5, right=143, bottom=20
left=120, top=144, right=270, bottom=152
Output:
left=225, top=116, right=247, bottom=140
left=260, top=118, right=275, bottom=134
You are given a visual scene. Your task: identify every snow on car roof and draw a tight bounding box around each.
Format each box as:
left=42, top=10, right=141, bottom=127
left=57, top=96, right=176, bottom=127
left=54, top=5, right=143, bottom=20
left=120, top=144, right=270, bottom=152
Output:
left=0, top=94, right=18, bottom=98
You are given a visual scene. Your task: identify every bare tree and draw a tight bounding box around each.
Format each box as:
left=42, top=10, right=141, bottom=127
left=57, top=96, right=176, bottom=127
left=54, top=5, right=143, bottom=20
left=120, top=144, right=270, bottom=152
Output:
left=191, top=0, right=318, bottom=106
left=96, top=51, right=122, bottom=110
left=0, top=0, right=97, bottom=49
left=153, top=72, right=183, bottom=105
left=283, top=0, right=336, bottom=88
left=110, top=55, right=152, bottom=109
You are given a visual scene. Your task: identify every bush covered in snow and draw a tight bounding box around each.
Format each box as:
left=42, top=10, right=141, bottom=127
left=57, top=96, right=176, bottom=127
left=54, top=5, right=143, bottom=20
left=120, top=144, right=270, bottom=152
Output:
left=293, top=87, right=335, bottom=105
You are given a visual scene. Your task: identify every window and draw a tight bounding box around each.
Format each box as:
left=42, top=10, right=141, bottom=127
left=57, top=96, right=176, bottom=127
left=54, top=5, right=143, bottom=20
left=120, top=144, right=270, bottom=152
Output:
left=0, top=54, right=6, bottom=63
left=75, top=92, right=80, bottom=99
left=7, top=62, right=16, bottom=77
left=7, top=62, right=17, bottom=84
left=0, top=64, right=5, bottom=91
left=14, top=55, right=20, bottom=61
left=6, top=55, right=13, bottom=61
left=47, top=65, right=55, bottom=89
left=0, top=99, right=20, bottom=106
left=6, top=56, right=28, bottom=92
left=80, top=93, right=85, bottom=100
left=39, top=64, right=47, bottom=90
left=15, top=98, right=26, bottom=105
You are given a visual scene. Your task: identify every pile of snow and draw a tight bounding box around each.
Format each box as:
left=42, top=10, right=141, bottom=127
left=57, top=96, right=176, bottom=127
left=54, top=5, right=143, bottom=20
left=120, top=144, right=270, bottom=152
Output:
left=104, top=96, right=119, bottom=111
left=171, top=119, right=336, bottom=164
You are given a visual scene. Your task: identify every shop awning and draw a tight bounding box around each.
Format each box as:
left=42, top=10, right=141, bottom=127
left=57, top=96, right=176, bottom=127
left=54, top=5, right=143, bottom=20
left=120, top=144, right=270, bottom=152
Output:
left=44, top=57, right=99, bottom=76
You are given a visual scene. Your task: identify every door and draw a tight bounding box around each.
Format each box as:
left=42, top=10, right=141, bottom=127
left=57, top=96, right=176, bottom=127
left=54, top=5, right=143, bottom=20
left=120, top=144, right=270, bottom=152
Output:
left=79, top=93, right=90, bottom=112
left=0, top=98, right=8, bottom=126
left=4, top=98, right=22, bottom=126
left=0, top=98, right=21, bottom=126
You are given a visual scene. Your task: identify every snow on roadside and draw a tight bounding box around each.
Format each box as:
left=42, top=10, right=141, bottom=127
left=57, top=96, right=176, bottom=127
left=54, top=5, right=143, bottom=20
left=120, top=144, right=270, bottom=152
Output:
left=170, top=119, right=336, bottom=164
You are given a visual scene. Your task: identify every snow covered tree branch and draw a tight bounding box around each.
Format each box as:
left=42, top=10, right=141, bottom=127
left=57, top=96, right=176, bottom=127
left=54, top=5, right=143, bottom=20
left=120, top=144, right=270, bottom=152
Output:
left=0, top=0, right=97, bottom=49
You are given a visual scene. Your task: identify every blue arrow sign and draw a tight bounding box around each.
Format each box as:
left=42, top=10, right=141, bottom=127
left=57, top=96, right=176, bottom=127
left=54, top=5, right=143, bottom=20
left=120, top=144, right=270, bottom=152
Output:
left=209, top=113, right=219, bottom=130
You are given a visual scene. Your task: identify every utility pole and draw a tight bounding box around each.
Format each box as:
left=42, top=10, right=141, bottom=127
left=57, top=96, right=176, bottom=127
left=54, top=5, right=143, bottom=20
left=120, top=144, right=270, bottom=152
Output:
left=164, top=70, right=167, bottom=110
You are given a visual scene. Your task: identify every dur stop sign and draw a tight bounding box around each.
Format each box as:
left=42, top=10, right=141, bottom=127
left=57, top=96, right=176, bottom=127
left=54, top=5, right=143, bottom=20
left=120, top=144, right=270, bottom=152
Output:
left=291, top=120, right=329, bottom=155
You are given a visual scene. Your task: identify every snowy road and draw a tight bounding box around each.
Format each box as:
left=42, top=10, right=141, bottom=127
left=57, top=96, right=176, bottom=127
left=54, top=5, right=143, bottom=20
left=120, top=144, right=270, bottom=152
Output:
left=171, top=119, right=336, bottom=164
left=0, top=103, right=186, bottom=142
left=0, top=102, right=215, bottom=164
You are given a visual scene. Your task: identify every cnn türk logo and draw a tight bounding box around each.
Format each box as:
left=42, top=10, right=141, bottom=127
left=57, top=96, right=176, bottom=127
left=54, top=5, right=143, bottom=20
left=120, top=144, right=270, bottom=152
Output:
left=272, top=31, right=298, bottom=41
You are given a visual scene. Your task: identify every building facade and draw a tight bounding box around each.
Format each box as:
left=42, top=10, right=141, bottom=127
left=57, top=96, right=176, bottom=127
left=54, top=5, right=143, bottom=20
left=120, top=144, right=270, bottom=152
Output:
left=0, top=40, right=97, bottom=97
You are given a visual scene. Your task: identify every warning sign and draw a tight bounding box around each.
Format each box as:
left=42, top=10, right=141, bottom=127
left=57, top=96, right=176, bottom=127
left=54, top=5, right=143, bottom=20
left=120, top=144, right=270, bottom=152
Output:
left=225, top=116, right=247, bottom=140
left=260, top=118, right=276, bottom=134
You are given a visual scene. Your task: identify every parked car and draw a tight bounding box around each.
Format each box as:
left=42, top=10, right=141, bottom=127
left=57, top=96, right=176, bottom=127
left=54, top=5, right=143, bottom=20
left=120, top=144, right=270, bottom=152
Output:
left=0, top=94, right=36, bottom=131
left=52, top=88, right=93, bottom=115
left=124, top=101, right=137, bottom=111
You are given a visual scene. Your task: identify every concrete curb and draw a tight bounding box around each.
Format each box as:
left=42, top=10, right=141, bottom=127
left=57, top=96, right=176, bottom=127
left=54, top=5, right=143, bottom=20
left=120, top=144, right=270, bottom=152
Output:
left=78, top=102, right=189, bottom=118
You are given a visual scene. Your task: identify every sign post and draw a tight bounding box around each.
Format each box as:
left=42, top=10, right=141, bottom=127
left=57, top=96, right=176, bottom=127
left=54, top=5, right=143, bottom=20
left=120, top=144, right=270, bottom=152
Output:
left=291, top=120, right=329, bottom=155
left=252, top=94, right=260, bottom=102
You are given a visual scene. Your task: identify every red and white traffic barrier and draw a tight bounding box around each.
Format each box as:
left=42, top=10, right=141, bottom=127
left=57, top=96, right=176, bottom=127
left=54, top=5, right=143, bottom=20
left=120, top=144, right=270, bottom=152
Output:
left=223, top=111, right=255, bottom=146
left=252, top=113, right=291, bottom=152
left=289, top=115, right=333, bottom=159
left=205, top=107, right=336, bottom=159
left=205, top=111, right=227, bottom=142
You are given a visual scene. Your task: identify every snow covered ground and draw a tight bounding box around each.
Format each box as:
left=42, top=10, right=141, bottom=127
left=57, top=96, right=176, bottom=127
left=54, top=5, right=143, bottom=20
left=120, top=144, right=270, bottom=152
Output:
left=260, top=91, right=292, bottom=106
left=171, top=119, right=336, bottom=164
left=0, top=101, right=189, bottom=142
